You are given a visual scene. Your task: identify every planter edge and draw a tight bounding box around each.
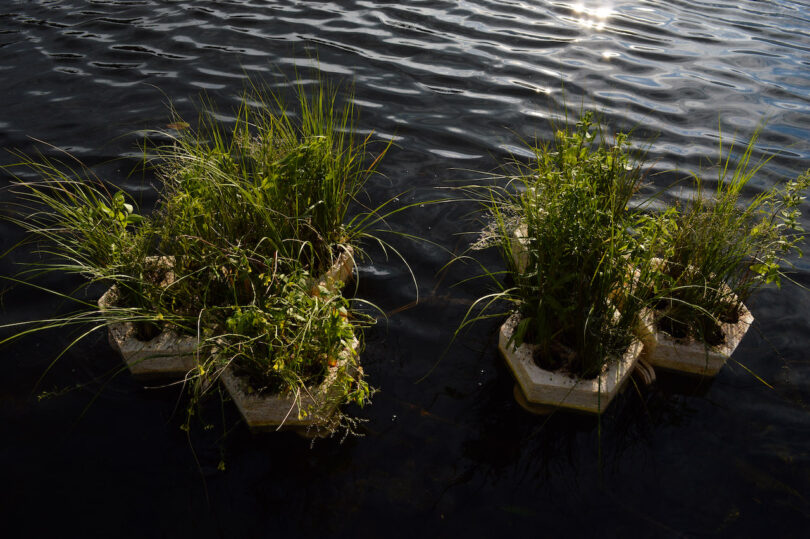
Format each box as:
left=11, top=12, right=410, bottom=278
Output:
left=498, top=313, right=641, bottom=414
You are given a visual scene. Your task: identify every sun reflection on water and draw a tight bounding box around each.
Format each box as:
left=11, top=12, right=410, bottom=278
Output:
left=570, top=2, right=614, bottom=31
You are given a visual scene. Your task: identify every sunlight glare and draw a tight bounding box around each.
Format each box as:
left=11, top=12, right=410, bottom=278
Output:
left=568, top=2, right=614, bottom=31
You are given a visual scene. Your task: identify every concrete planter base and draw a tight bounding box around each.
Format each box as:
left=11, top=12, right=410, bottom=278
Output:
left=512, top=383, right=556, bottom=415
left=499, top=313, right=641, bottom=414
left=646, top=302, right=754, bottom=376
left=98, top=249, right=354, bottom=380
left=221, top=338, right=361, bottom=436
left=98, top=284, right=198, bottom=380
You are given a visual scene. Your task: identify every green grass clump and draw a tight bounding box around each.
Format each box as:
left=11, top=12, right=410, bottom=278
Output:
left=155, top=80, right=387, bottom=273
left=147, top=79, right=391, bottom=317
left=651, top=130, right=810, bottom=344
left=1, top=78, right=393, bottom=429
left=1, top=158, right=180, bottom=337
left=465, top=112, right=657, bottom=378
left=3, top=157, right=147, bottom=282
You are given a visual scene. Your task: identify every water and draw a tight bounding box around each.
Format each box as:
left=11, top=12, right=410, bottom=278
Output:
left=2, top=1, right=810, bottom=536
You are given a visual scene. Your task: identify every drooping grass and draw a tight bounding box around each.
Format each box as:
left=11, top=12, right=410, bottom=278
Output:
left=0, top=153, right=187, bottom=338
left=3, top=153, right=148, bottom=282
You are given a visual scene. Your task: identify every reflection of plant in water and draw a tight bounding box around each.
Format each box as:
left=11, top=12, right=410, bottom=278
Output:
left=455, top=357, right=692, bottom=484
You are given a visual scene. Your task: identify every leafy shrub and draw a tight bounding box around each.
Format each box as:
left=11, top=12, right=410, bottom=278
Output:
left=211, top=267, right=371, bottom=409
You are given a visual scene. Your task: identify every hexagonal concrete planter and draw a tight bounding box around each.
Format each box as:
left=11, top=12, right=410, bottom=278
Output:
left=498, top=313, right=642, bottom=414
left=646, top=301, right=754, bottom=376
left=220, top=337, right=361, bottom=435
left=98, top=250, right=354, bottom=380
left=98, top=285, right=199, bottom=379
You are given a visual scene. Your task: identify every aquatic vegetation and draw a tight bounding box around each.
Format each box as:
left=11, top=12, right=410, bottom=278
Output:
left=211, top=266, right=373, bottom=434
left=462, top=112, right=657, bottom=383
left=648, top=130, right=810, bottom=347
left=143, top=78, right=394, bottom=320
left=153, top=78, right=391, bottom=279
left=463, top=115, right=810, bottom=392
left=0, top=77, right=400, bottom=435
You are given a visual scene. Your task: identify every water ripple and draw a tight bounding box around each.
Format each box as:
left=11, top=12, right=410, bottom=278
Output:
left=0, top=1, right=806, bottom=168
left=3, top=1, right=810, bottom=532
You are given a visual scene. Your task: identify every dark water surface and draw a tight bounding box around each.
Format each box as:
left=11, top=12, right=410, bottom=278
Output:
left=2, top=1, right=810, bottom=536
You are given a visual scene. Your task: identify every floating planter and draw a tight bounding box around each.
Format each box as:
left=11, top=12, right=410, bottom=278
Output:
left=97, top=249, right=356, bottom=380
left=99, top=294, right=199, bottom=379
left=460, top=114, right=654, bottom=415
left=97, top=257, right=199, bottom=379
left=647, top=301, right=754, bottom=376
left=645, top=258, right=755, bottom=376
left=215, top=256, right=369, bottom=437
left=498, top=314, right=642, bottom=414
left=2, top=78, right=390, bottom=442
left=513, top=224, right=658, bottom=391
left=220, top=337, right=361, bottom=435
